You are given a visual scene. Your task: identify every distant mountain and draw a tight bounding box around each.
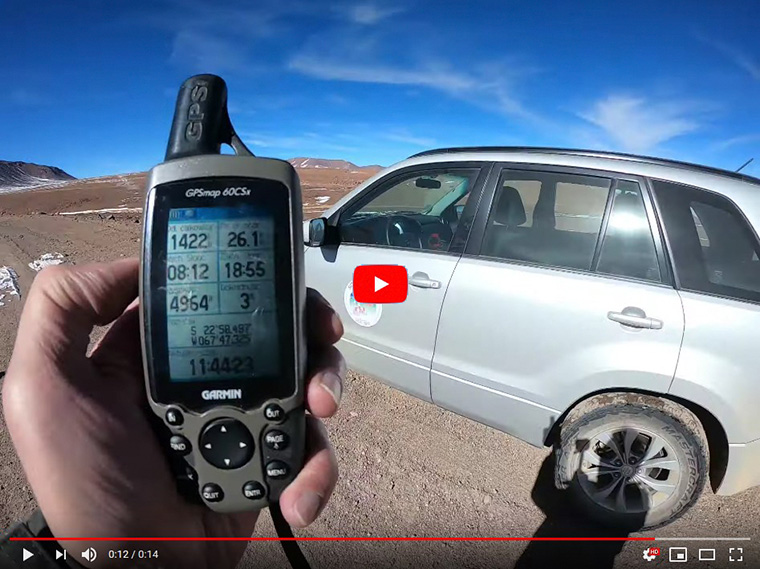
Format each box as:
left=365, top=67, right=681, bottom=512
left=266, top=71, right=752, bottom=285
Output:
left=289, top=157, right=383, bottom=174
left=0, top=160, right=76, bottom=192
left=0, top=156, right=381, bottom=196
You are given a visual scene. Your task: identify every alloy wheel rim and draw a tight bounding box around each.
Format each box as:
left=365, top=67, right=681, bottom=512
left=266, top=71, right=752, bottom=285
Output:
left=577, top=426, right=681, bottom=514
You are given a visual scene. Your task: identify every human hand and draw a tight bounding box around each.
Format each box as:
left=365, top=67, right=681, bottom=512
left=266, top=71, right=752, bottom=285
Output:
left=2, top=258, right=345, bottom=568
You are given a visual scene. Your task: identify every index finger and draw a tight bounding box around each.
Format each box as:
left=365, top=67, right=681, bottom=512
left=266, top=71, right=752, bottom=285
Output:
left=11, top=259, right=139, bottom=367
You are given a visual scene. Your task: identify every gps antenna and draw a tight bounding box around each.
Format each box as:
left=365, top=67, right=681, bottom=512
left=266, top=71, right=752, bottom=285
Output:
left=165, top=74, right=254, bottom=160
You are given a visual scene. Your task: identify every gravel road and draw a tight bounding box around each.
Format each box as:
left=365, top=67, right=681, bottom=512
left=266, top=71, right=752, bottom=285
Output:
left=0, top=212, right=757, bottom=569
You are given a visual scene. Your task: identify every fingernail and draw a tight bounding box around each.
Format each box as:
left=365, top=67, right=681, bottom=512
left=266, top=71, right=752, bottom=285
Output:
left=295, top=490, right=323, bottom=526
left=320, top=372, right=342, bottom=405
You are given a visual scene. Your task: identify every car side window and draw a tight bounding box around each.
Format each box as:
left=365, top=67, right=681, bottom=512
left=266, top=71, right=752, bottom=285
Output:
left=339, top=168, right=480, bottom=252
left=652, top=179, right=760, bottom=303
left=480, top=170, right=611, bottom=271
left=596, top=181, right=661, bottom=282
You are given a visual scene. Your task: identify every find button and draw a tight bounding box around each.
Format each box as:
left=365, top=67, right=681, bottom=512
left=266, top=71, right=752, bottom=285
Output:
left=169, top=435, right=191, bottom=456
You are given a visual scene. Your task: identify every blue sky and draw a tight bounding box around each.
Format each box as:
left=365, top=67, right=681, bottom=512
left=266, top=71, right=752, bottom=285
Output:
left=1, top=0, right=759, bottom=179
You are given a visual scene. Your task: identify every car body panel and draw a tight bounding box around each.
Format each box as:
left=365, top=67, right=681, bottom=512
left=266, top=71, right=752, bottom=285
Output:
left=431, top=259, right=685, bottom=447
left=669, top=291, right=760, bottom=444
left=717, top=439, right=760, bottom=495
left=304, top=243, right=460, bottom=401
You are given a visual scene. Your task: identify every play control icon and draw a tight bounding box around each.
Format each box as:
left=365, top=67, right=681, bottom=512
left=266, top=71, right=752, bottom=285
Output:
left=22, top=548, right=33, bottom=562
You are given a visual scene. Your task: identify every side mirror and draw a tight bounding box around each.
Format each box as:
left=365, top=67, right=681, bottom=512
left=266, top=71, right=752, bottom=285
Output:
left=305, top=217, right=328, bottom=247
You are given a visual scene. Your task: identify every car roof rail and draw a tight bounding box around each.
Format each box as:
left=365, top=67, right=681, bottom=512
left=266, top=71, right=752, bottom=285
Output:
left=407, top=146, right=760, bottom=185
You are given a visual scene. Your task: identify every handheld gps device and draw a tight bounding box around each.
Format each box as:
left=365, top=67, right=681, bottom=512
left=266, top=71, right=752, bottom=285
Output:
left=139, top=74, right=306, bottom=514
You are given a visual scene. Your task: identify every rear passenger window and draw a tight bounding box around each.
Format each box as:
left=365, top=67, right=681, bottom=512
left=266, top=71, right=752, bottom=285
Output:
left=652, top=179, right=760, bottom=302
left=481, top=170, right=610, bottom=271
left=596, top=181, right=661, bottom=282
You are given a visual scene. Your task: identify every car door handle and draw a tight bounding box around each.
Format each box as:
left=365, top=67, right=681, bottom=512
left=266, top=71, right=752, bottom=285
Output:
left=409, top=272, right=441, bottom=289
left=607, top=307, right=663, bottom=330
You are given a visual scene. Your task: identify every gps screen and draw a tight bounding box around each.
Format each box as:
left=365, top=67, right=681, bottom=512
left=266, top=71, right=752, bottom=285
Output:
left=165, top=206, right=279, bottom=382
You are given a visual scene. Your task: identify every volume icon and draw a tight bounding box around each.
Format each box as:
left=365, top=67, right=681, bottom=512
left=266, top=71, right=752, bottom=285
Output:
left=81, top=547, right=98, bottom=562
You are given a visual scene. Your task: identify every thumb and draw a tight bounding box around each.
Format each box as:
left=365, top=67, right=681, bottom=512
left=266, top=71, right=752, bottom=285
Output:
left=10, top=259, right=139, bottom=370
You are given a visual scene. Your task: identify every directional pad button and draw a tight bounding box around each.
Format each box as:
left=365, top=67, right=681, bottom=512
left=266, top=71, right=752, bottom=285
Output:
left=199, top=418, right=254, bottom=470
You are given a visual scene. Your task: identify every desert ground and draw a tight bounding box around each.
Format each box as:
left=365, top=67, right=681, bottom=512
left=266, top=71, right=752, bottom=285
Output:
left=0, top=169, right=758, bottom=568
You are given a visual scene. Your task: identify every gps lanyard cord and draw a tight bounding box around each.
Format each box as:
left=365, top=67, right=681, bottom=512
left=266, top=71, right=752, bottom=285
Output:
left=270, top=502, right=311, bottom=569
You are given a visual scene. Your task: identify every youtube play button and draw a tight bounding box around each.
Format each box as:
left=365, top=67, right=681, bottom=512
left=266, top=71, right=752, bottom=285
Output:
left=353, top=265, right=408, bottom=303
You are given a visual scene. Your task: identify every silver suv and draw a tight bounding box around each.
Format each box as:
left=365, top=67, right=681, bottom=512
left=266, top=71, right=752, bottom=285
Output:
left=304, top=147, right=760, bottom=529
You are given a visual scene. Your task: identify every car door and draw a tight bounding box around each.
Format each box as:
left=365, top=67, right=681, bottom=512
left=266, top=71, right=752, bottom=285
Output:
left=305, top=163, right=491, bottom=401
left=430, top=165, right=685, bottom=446
left=651, top=179, right=760, bottom=474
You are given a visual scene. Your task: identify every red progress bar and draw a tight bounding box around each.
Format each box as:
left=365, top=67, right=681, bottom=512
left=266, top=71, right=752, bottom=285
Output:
left=11, top=537, right=655, bottom=542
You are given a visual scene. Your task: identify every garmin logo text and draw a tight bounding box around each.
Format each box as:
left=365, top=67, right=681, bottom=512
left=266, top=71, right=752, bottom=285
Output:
left=202, top=389, right=243, bottom=400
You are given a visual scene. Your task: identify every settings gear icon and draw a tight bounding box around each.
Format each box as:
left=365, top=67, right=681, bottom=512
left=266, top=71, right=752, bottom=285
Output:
left=643, top=547, right=660, bottom=561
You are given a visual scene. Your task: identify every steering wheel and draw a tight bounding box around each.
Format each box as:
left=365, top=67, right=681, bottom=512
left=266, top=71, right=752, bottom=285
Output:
left=385, top=215, right=423, bottom=249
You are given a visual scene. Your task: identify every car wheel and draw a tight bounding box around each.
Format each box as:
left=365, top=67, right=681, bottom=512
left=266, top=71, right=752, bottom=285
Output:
left=555, top=403, right=708, bottom=530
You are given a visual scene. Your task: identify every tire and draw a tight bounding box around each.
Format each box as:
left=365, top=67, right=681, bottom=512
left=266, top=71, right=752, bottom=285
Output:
left=555, top=402, right=708, bottom=530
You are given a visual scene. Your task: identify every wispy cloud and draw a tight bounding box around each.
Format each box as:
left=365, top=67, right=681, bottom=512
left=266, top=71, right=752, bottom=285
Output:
left=9, top=88, right=50, bottom=106
left=147, top=1, right=311, bottom=72
left=343, top=3, right=405, bottom=25
left=169, top=30, right=252, bottom=73
left=384, top=131, right=436, bottom=147
left=289, top=55, right=542, bottom=122
left=325, top=93, right=350, bottom=105
left=696, top=33, right=760, bottom=80
left=711, top=133, right=760, bottom=152
left=578, top=95, right=708, bottom=154
left=240, top=131, right=355, bottom=153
